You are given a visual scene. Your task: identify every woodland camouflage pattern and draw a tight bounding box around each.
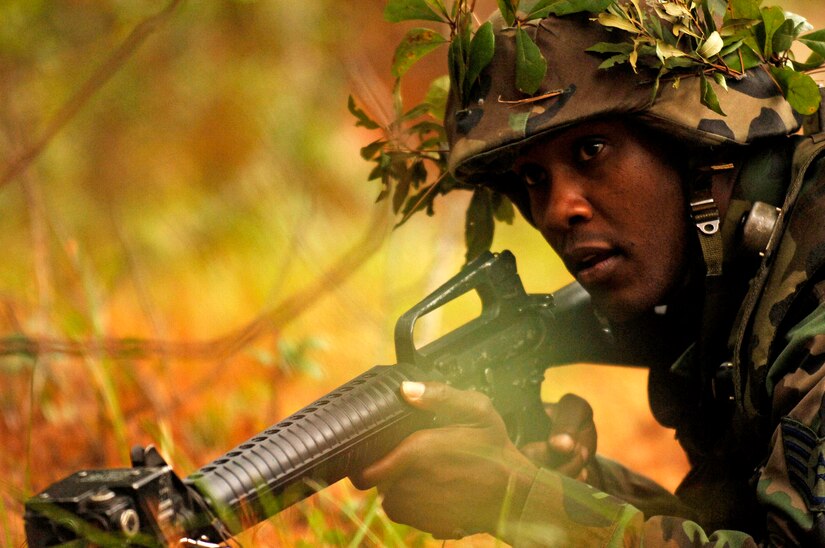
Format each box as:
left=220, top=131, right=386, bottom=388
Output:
left=442, top=10, right=825, bottom=548
left=504, top=135, right=825, bottom=547
left=445, top=13, right=802, bottom=184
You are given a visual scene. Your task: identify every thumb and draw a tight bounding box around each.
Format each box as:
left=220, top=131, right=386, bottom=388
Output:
left=400, top=381, right=499, bottom=427
left=549, top=393, right=594, bottom=438
left=547, top=393, right=596, bottom=460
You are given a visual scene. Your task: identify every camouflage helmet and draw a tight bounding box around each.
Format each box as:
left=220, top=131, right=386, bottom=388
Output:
left=445, top=13, right=802, bottom=183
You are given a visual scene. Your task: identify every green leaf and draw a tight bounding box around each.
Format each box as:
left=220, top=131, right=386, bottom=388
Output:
left=392, top=171, right=411, bottom=213
left=368, top=163, right=386, bottom=182
left=646, top=10, right=676, bottom=46
left=360, top=139, right=386, bottom=160
left=704, top=0, right=727, bottom=19
left=400, top=102, right=431, bottom=122
left=497, top=0, right=517, bottom=26
left=587, top=41, right=634, bottom=54
left=598, top=53, right=629, bottom=68
left=785, top=11, right=813, bottom=37
left=391, top=28, right=448, bottom=78
left=466, top=21, right=495, bottom=86
left=465, top=188, right=494, bottom=263
left=597, top=12, right=639, bottom=33
left=663, top=56, right=698, bottom=69
left=719, top=39, right=744, bottom=57
left=528, top=0, right=614, bottom=18
left=384, top=0, right=445, bottom=23
left=769, top=65, right=822, bottom=116
left=713, top=71, right=729, bottom=91
left=430, top=0, right=450, bottom=19
left=348, top=96, right=380, bottom=129
left=697, top=30, right=723, bottom=59
left=657, top=40, right=688, bottom=63
left=723, top=40, right=762, bottom=71
left=515, top=27, right=547, bottom=95
left=720, top=18, right=760, bottom=38
left=410, top=159, right=427, bottom=188
left=492, top=192, right=515, bottom=224
left=449, top=18, right=473, bottom=104
left=727, top=0, right=761, bottom=21
left=771, top=18, right=796, bottom=55
left=759, top=6, right=785, bottom=58
left=660, top=1, right=690, bottom=19
left=799, top=29, right=825, bottom=59
left=425, top=75, right=451, bottom=121
left=701, top=0, right=726, bottom=32
left=700, top=74, right=725, bottom=115
left=791, top=51, right=825, bottom=72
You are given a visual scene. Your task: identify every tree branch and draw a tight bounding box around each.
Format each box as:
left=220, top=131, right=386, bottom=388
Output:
left=0, top=0, right=184, bottom=189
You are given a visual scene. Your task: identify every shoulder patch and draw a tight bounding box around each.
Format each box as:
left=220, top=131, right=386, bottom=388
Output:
left=782, top=416, right=825, bottom=512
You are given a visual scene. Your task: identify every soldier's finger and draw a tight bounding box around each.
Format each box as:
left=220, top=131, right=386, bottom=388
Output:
left=400, top=381, right=500, bottom=427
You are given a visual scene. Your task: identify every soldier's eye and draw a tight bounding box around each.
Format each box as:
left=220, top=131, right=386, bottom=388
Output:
left=519, top=163, right=548, bottom=187
left=576, top=139, right=605, bottom=163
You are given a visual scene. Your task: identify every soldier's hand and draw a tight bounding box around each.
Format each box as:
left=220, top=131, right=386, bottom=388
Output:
left=349, top=381, right=538, bottom=540
left=519, top=393, right=596, bottom=482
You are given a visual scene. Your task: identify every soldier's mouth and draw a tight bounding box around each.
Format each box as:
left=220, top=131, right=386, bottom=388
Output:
left=566, top=247, right=623, bottom=286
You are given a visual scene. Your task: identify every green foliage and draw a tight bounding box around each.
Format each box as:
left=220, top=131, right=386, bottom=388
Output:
left=392, top=28, right=449, bottom=77
left=515, top=26, right=547, bottom=94
left=583, top=0, right=825, bottom=115
left=534, top=0, right=615, bottom=17
left=466, top=22, right=495, bottom=90
left=770, top=64, right=823, bottom=115
left=363, top=0, right=825, bottom=260
left=384, top=0, right=446, bottom=23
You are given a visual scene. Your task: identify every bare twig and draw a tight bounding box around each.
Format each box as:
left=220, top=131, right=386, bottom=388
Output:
left=0, top=0, right=184, bottom=189
left=0, top=206, right=391, bottom=363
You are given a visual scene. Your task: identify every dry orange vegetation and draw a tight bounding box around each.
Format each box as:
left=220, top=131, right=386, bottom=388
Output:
left=3, top=1, right=821, bottom=546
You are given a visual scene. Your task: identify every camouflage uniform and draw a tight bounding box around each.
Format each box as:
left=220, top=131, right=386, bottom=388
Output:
left=446, top=12, right=825, bottom=548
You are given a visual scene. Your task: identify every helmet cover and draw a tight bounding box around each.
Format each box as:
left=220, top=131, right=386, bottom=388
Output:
left=446, top=13, right=802, bottom=183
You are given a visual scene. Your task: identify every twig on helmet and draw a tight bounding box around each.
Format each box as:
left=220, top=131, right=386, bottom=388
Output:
left=760, top=63, right=785, bottom=96
left=497, top=89, right=567, bottom=104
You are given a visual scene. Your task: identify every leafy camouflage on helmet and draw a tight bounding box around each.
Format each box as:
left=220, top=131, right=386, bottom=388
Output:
left=446, top=13, right=802, bottom=183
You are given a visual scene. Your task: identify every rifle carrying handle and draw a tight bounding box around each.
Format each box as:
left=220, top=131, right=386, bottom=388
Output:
left=185, top=362, right=432, bottom=532
left=394, top=251, right=520, bottom=366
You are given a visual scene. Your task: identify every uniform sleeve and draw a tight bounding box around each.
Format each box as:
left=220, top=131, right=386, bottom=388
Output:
left=508, top=468, right=758, bottom=547
left=507, top=304, right=825, bottom=547
left=756, top=303, right=825, bottom=544
left=586, top=455, right=696, bottom=519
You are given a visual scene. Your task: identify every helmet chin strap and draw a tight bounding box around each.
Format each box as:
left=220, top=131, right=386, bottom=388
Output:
left=689, top=163, right=733, bottom=279
left=688, top=162, right=738, bottom=420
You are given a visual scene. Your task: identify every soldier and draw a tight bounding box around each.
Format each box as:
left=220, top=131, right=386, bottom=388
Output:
left=352, top=5, right=825, bottom=547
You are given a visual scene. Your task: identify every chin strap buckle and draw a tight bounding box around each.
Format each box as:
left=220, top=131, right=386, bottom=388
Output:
left=689, top=163, right=733, bottom=278
left=690, top=195, right=721, bottom=235
left=690, top=187, right=723, bottom=277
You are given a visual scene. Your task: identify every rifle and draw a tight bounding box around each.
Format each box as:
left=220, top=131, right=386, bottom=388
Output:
left=24, top=250, right=610, bottom=547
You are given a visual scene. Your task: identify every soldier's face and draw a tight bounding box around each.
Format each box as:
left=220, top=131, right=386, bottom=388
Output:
left=514, top=119, right=691, bottom=323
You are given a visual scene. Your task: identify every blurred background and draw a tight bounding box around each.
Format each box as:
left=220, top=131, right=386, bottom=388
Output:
left=0, top=0, right=822, bottom=545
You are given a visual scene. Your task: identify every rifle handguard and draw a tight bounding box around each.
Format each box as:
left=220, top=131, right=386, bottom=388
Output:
left=187, top=362, right=433, bottom=533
